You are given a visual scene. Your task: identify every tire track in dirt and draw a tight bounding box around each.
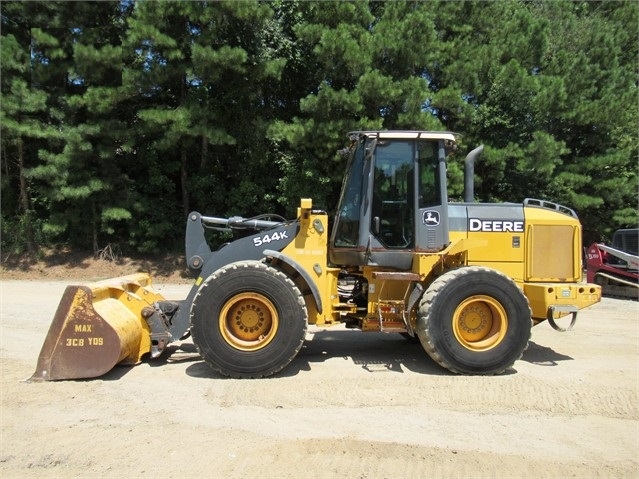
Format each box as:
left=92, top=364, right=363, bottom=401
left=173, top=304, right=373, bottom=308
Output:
left=192, top=359, right=638, bottom=420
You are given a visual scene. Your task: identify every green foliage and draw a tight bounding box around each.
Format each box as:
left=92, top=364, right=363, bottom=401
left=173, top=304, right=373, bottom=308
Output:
left=0, top=211, right=54, bottom=255
left=1, top=0, right=636, bottom=254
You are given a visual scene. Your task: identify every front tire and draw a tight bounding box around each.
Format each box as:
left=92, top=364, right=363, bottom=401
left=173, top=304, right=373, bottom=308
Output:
left=190, top=260, right=308, bottom=378
left=416, top=267, right=532, bottom=375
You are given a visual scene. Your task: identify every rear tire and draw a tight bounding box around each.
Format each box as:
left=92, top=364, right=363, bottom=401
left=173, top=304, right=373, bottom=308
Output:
left=190, top=260, right=308, bottom=378
left=416, top=267, right=531, bottom=375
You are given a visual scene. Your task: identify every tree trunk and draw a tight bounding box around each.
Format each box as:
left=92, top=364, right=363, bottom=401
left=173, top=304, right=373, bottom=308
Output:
left=180, top=71, right=190, bottom=218
left=200, top=133, right=208, bottom=170
left=17, top=139, right=36, bottom=254
left=92, top=201, right=99, bottom=255
left=181, top=148, right=190, bottom=218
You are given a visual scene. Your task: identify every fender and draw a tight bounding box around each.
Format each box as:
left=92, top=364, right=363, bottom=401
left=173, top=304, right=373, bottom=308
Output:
left=263, top=249, right=323, bottom=314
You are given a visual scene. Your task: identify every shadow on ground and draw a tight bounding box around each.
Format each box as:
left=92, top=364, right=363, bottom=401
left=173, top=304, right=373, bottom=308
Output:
left=75, top=331, right=576, bottom=382
left=521, top=341, right=573, bottom=366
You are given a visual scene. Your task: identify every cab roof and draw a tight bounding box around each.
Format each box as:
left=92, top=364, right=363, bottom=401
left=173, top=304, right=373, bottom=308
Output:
left=348, top=130, right=457, bottom=142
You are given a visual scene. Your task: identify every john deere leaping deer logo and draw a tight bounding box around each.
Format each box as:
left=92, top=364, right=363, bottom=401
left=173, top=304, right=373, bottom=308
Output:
left=423, top=210, right=440, bottom=226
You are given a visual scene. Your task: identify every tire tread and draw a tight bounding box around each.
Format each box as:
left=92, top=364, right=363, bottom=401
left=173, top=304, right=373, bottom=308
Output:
left=190, top=260, right=307, bottom=379
left=417, top=266, right=532, bottom=375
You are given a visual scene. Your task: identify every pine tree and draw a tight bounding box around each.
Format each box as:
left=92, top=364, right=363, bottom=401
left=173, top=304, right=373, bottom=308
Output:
left=1, top=0, right=636, bottom=254
left=23, top=2, right=134, bottom=253
left=535, top=0, right=638, bottom=242
left=1, top=2, right=63, bottom=253
left=124, top=1, right=290, bottom=252
left=268, top=2, right=450, bottom=211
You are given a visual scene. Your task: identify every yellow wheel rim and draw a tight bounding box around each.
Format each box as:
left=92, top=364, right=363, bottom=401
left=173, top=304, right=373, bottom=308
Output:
left=219, top=292, right=279, bottom=351
left=452, top=295, right=508, bottom=351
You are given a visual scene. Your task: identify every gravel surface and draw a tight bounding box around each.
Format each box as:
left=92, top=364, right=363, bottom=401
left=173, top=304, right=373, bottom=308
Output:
left=1, top=279, right=637, bottom=478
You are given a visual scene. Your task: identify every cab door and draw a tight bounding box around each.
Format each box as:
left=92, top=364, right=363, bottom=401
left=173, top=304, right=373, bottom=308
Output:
left=415, top=140, right=450, bottom=252
left=368, top=140, right=416, bottom=269
left=368, top=139, right=449, bottom=269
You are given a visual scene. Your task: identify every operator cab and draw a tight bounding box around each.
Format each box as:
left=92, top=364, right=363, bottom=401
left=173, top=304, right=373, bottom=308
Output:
left=329, top=131, right=457, bottom=269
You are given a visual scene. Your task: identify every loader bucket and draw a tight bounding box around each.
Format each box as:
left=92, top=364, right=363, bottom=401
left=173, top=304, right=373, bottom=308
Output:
left=30, top=273, right=166, bottom=381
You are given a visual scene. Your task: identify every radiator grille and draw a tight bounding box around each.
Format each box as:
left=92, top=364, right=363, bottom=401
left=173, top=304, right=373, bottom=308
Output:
left=527, top=224, right=577, bottom=281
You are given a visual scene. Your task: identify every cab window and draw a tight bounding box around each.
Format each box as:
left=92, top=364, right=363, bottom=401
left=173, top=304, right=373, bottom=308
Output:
left=371, top=141, right=414, bottom=248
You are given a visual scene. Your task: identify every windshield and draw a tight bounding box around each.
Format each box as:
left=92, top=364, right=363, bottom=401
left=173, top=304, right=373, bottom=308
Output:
left=332, top=138, right=367, bottom=247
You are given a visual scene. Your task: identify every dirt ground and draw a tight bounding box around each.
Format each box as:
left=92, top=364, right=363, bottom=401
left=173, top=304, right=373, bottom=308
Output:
left=1, top=256, right=638, bottom=478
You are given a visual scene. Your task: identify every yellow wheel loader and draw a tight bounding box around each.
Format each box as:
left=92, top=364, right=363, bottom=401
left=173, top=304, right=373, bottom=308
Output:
left=31, top=131, right=601, bottom=380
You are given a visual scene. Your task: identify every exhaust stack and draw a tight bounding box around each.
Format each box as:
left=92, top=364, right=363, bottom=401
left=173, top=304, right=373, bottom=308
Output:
left=464, top=145, right=484, bottom=202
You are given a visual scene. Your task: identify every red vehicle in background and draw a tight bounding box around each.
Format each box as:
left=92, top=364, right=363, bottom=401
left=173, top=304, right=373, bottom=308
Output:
left=586, top=228, right=638, bottom=299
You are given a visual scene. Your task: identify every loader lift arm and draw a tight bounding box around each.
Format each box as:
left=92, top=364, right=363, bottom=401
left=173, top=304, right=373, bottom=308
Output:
left=185, top=211, right=288, bottom=275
